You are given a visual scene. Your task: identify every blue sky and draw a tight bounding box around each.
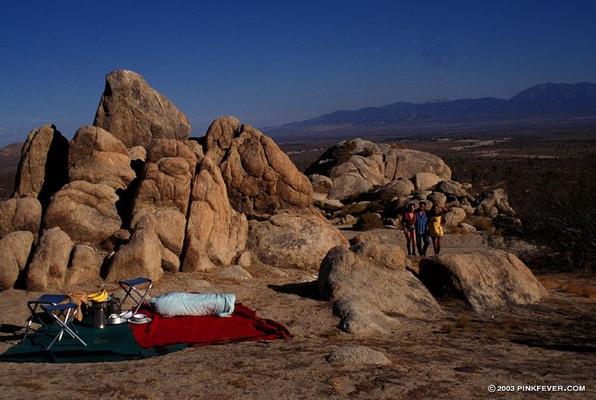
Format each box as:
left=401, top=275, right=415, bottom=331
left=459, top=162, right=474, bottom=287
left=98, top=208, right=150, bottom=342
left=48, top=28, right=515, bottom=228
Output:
left=1, top=1, right=596, bottom=144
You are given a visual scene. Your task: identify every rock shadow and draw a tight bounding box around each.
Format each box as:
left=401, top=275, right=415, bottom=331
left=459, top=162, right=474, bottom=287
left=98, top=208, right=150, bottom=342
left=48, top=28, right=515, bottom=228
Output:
left=268, top=280, right=322, bottom=301
left=115, top=159, right=144, bottom=229
left=37, top=127, right=69, bottom=206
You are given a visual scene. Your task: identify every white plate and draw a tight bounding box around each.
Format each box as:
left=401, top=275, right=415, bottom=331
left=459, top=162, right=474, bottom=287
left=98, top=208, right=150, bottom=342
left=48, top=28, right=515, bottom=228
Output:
left=128, top=317, right=152, bottom=324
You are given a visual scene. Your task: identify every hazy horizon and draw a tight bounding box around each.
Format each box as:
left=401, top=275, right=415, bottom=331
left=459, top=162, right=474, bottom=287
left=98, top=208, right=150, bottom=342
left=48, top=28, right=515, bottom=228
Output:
left=1, top=1, right=596, bottom=144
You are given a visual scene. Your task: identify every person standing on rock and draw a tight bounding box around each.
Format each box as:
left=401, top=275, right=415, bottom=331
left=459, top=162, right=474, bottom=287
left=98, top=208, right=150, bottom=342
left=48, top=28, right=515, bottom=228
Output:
left=402, top=203, right=417, bottom=256
left=415, top=201, right=430, bottom=256
left=428, top=203, right=447, bottom=255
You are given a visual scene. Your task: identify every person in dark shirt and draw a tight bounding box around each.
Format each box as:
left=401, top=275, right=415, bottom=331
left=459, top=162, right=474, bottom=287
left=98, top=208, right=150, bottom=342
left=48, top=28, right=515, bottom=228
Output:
left=415, top=201, right=430, bottom=256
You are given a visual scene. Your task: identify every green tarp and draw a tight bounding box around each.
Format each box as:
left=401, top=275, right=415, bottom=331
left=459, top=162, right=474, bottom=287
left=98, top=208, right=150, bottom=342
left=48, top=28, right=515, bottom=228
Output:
left=0, top=322, right=186, bottom=363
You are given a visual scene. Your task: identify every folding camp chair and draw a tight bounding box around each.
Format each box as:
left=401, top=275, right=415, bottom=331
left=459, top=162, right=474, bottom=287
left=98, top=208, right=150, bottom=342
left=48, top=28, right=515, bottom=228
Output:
left=39, top=302, right=87, bottom=350
left=119, top=277, right=152, bottom=314
left=24, top=294, right=70, bottom=339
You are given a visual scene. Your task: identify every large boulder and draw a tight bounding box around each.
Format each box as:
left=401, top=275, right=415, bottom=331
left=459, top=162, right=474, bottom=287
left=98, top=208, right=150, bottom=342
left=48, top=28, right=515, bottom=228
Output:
left=68, top=125, right=135, bottom=190
left=26, top=227, right=74, bottom=291
left=132, top=208, right=186, bottom=258
left=0, top=197, right=42, bottom=239
left=349, top=233, right=407, bottom=269
left=368, top=177, right=414, bottom=205
left=65, top=245, right=106, bottom=287
left=435, top=180, right=473, bottom=200
left=309, top=174, right=333, bottom=194
left=205, top=117, right=313, bottom=217
left=131, top=207, right=187, bottom=273
left=132, top=139, right=197, bottom=217
left=318, top=244, right=442, bottom=336
left=248, top=208, right=347, bottom=270
left=0, top=231, right=34, bottom=290
left=13, top=124, right=69, bottom=204
left=383, top=148, right=451, bottom=181
left=426, top=192, right=447, bottom=208
left=44, top=181, right=121, bottom=245
left=306, top=139, right=385, bottom=201
left=414, top=172, right=441, bottom=191
left=107, top=223, right=164, bottom=282
left=93, top=70, right=191, bottom=148
left=327, top=155, right=385, bottom=201
left=478, top=188, right=515, bottom=216
left=419, top=250, right=548, bottom=312
left=182, top=157, right=248, bottom=271
left=444, top=207, right=467, bottom=228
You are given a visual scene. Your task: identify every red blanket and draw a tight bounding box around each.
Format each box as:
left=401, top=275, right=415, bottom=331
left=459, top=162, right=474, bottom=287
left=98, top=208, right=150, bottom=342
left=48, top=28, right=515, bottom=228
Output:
left=129, top=304, right=290, bottom=348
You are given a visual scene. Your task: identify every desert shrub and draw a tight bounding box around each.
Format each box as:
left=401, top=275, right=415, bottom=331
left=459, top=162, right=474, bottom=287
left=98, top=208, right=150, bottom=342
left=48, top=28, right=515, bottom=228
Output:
left=517, top=154, right=596, bottom=273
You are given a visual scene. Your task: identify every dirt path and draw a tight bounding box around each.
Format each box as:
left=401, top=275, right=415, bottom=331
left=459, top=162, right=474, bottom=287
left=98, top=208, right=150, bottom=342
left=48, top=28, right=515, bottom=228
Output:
left=0, top=231, right=594, bottom=399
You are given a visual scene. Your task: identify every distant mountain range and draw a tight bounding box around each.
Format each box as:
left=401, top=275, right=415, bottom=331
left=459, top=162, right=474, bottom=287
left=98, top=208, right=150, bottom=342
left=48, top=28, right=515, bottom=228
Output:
left=276, top=82, right=596, bottom=132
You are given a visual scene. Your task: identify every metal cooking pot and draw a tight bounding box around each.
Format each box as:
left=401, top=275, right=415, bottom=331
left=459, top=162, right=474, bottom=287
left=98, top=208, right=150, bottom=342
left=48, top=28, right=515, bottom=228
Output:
left=90, top=300, right=109, bottom=329
left=108, top=296, right=121, bottom=316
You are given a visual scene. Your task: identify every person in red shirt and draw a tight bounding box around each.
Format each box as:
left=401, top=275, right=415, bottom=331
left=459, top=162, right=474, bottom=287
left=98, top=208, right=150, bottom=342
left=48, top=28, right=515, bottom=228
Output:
left=402, top=202, right=417, bottom=256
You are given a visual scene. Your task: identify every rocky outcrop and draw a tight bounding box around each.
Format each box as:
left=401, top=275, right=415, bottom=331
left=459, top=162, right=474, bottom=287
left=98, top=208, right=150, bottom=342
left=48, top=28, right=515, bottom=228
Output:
left=130, top=208, right=185, bottom=272
left=318, top=243, right=442, bottom=336
left=368, top=177, right=414, bottom=205
left=0, top=197, right=42, bottom=239
left=107, top=223, right=163, bottom=282
left=435, top=180, right=473, bottom=200
left=419, top=250, right=548, bottom=312
left=182, top=157, right=248, bottom=272
left=306, top=139, right=385, bottom=201
left=383, top=148, right=452, bottom=181
left=306, top=139, right=451, bottom=202
left=13, top=124, right=69, bottom=204
left=414, top=172, right=441, bottom=191
left=133, top=208, right=186, bottom=260
left=68, top=125, right=135, bottom=190
left=204, top=117, right=313, bottom=217
left=65, top=245, right=106, bottom=287
left=248, top=208, right=347, bottom=270
left=26, top=227, right=74, bottom=291
left=132, top=139, right=197, bottom=218
left=309, top=174, right=333, bottom=194
left=0, top=231, right=34, bottom=290
left=44, top=181, right=121, bottom=245
left=128, top=145, right=147, bottom=162
left=93, top=70, right=191, bottom=148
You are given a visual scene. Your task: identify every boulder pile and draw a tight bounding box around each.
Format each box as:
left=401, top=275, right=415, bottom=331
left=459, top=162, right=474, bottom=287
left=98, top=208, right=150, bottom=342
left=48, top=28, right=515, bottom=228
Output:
left=307, top=138, right=519, bottom=231
left=0, top=70, right=338, bottom=292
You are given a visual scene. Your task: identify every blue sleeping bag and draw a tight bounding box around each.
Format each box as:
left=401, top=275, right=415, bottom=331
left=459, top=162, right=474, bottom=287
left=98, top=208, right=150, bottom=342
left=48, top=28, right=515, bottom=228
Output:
left=150, top=292, right=236, bottom=317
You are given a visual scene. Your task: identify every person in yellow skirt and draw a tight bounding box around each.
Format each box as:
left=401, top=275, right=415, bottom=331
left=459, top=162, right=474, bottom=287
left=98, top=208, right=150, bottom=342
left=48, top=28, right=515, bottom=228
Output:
left=428, top=203, right=447, bottom=255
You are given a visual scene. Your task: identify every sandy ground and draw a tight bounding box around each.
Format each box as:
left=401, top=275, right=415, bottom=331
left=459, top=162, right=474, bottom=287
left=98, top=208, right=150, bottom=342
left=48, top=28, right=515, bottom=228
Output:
left=0, top=231, right=594, bottom=400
